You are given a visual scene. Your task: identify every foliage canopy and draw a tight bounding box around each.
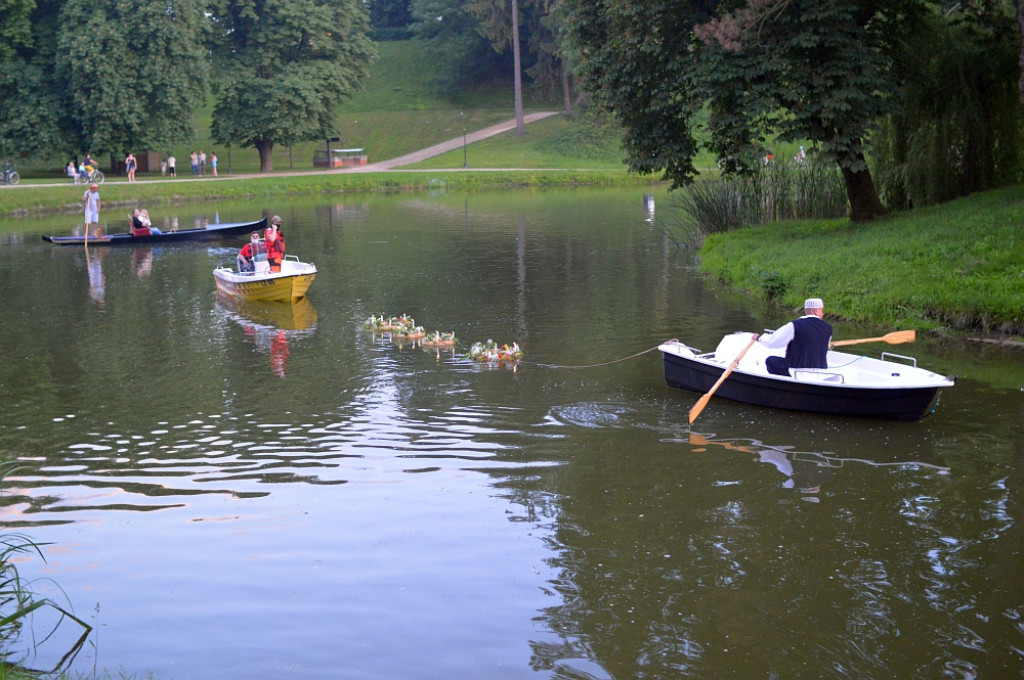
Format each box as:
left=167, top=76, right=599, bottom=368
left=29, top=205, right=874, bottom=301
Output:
left=208, top=0, right=376, bottom=172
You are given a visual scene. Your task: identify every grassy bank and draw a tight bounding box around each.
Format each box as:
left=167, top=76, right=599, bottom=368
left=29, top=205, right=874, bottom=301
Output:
left=0, top=169, right=652, bottom=218
left=697, top=184, right=1024, bottom=338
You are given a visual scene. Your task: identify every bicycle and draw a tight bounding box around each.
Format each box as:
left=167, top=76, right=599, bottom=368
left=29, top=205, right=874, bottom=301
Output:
left=73, top=167, right=104, bottom=185
left=0, top=164, right=19, bottom=186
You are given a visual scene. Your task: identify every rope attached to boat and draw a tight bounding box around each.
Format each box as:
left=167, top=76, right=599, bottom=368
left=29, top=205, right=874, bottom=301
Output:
left=532, top=341, right=674, bottom=370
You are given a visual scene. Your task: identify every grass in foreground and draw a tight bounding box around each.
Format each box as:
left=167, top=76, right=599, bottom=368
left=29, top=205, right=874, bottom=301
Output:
left=697, top=184, right=1024, bottom=337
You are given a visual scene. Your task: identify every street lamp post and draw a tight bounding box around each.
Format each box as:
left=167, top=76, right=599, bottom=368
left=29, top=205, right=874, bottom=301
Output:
left=461, top=111, right=467, bottom=168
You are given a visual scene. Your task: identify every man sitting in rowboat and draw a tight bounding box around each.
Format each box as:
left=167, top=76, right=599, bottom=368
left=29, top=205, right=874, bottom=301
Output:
left=753, top=298, right=833, bottom=376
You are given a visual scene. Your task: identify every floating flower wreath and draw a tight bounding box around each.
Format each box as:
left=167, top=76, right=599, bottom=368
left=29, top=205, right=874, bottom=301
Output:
left=468, top=339, right=522, bottom=363
left=421, top=331, right=457, bottom=347
left=362, top=314, right=416, bottom=333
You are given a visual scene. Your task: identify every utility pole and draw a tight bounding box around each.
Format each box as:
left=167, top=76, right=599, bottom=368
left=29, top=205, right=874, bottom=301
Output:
left=461, top=112, right=467, bottom=168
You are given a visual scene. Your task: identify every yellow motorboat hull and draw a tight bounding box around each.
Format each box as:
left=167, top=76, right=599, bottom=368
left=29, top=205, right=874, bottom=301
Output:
left=213, top=258, right=317, bottom=302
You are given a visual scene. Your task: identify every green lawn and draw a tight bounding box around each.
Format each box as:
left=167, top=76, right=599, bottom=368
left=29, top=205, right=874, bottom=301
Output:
left=697, top=185, right=1024, bottom=337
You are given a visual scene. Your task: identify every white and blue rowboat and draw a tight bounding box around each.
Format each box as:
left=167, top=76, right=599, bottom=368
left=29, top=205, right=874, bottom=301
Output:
left=659, top=332, right=955, bottom=421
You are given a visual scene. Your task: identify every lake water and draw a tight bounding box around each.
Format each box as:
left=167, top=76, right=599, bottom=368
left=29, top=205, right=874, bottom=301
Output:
left=0, top=187, right=1021, bottom=679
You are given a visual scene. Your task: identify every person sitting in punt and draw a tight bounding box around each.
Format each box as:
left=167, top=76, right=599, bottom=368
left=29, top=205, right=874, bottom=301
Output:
left=237, top=231, right=261, bottom=273
left=265, top=216, right=285, bottom=272
left=130, top=208, right=151, bottom=236
left=139, top=209, right=161, bottom=234
left=753, top=297, right=833, bottom=376
left=130, top=208, right=162, bottom=236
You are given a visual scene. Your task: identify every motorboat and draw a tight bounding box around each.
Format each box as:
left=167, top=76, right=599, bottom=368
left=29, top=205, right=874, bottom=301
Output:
left=213, top=255, right=317, bottom=303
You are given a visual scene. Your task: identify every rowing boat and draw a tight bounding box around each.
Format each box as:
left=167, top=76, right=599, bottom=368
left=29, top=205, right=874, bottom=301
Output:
left=213, top=255, right=317, bottom=303
left=43, top=218, right=266, bottom=246
left=660, top=332, right=955, bottom=421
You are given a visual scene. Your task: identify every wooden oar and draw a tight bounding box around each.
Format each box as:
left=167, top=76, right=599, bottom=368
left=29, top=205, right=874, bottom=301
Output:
left=688, top=335, right=758, bottom=425
left=830, top=330, right=915, bottom=348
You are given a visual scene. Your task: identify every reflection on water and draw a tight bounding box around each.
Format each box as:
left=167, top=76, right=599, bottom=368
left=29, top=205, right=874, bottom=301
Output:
left=684, top=430, right=950, bottom=500
left=216, top=295, right=317, bottom=377
left=0, top=190, right=1021, bottom=679
left=84, top=246, right=105, bottom=309
left=131, top=247, right=153, bottom=278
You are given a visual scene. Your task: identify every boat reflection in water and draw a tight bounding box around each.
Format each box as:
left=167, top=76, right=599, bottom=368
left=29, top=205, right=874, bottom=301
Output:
left=215, top=294, right=317, bottom=377
left=686, top=431, right=949, bottom=502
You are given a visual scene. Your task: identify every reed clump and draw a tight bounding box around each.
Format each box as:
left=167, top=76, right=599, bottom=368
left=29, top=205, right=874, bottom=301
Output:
left=0, top=465, right=92, bottom=676
left=671, top=157, right=848, bottom=243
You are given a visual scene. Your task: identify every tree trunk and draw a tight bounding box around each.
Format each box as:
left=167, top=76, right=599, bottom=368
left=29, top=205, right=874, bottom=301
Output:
left=839, top=157, right=888, bottom=222
left=562, top=62, right=572, bottom=116
left=1018, top=0, right=1024, bottom=107
left=512, top=0, right=524, bottom=135
left=257, top=141, right=274, bottom=173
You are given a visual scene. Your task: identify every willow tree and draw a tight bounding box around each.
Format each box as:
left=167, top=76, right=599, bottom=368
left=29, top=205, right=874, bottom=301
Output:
left=874, top=2, right=1022, bottom=209
left=208, top=0, right=375, bottom=172
left=562, top=0, right=923, bottom=221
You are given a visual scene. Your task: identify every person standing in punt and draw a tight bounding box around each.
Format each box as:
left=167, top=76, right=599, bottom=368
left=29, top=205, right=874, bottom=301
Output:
left=82, top=183, right=101, bottom=239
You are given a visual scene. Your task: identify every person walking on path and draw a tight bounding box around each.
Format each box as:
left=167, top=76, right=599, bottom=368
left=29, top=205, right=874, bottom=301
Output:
left=211, top=153, right=218, bottom=177
left=167, top=155, right=176, bottom=177
left=82, top=184, right=101, bottom=240
left=190, top=151, right=199, bottom=176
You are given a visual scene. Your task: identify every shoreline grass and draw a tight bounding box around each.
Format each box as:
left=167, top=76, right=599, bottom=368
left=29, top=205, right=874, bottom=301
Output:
left=696, top=184, right=1024, bottom=341
left=0, top=169, right=654, bottom=218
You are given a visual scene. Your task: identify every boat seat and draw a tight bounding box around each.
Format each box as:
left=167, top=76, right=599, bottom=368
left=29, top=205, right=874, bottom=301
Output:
left=792, top=369, right=845, bottom=384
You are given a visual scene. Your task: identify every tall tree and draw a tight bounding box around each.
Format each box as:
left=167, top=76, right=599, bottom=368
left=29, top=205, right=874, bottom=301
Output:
left=208, top=0, right=375, bottom=172
left=0, top=0, right=33, bottom=62
left=369, top=0, right=414, bottom=39
left=410, top=0, right=509, bottom=93
left=465, top=0, right=525, bottom=132
left=55, top=0, right=211, bottom=160
left=0, top=0, right=53, bottom=155
left=562, top=0, right=920, bottom=221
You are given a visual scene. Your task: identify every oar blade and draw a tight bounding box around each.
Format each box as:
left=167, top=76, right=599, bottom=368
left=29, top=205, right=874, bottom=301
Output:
left=688, top=394, right=712, bottom=424
left=884, top=329, right=916, bottom=344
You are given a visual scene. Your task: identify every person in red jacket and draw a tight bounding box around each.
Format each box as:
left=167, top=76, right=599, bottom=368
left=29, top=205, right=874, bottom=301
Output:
left=236, top=231, right=261, bottom=272
left=265, top=216, right=285, bottom=272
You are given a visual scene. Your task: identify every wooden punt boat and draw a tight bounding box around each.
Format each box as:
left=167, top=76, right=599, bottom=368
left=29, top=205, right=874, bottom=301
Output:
left=660, top=332, right=955, bottom=421
left=213, top=255, right=317, bottom=303
left=43, top=217, right=266, bottom=246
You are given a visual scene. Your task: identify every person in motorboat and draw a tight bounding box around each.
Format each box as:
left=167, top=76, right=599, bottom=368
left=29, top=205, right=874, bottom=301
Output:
left=237, top=231, right=262, bottom=273
left=265, top=216, right=285, bottom=272
left=753, top=298, right=833, bottom=376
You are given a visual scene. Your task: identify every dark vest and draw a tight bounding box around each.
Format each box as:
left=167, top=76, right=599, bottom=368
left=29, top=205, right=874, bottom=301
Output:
left=785, top=316, right=832, bottom=369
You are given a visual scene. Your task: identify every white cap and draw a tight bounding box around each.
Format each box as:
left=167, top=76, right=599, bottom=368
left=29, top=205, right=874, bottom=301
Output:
left=804, top=298, right=823, bottom=310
